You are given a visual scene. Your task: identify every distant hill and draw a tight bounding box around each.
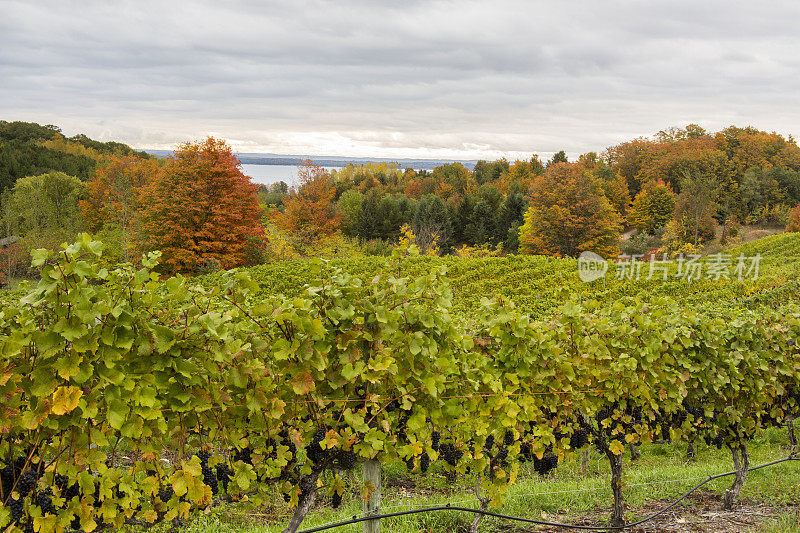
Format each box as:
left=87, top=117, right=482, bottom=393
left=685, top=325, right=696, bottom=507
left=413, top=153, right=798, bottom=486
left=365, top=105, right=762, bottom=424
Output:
left=144, top=149, right=477, bottom=171
left=0, top=120, right=149, bottom=192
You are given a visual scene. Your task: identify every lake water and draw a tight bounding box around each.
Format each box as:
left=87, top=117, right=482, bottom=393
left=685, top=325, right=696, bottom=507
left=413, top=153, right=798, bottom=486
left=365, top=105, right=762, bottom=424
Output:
left=241, top=164, right=339, bottom=187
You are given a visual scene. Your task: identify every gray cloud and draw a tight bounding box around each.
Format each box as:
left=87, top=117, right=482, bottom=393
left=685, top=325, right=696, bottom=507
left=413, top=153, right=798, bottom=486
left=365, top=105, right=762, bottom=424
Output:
left=1, top=0, right=799, bottom=160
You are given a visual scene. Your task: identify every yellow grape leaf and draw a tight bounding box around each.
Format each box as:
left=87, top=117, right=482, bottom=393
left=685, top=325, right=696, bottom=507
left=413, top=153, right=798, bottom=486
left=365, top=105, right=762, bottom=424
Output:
left=609, top=439, right=625, bottom=456
left=51, top=386, right=83, bottom=415
left=32, top=514, right=59, bottom=533
left=321, top=429, right=339, bottom=450
left=80, top=517, right=98, bottom=533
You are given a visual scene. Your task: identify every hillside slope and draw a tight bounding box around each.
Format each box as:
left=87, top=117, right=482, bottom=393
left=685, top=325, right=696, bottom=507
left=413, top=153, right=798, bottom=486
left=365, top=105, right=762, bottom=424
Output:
left=202, top=233, right=800, bottom=319
left=0, top=120, right=149, bottom=192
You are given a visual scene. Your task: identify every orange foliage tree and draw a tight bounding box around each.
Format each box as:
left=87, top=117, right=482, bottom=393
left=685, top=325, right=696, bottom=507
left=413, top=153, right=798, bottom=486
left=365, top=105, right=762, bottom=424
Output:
left=519, top=162, right=621, bottom=258
left=627, top=180, right=675, bottom=234
left=786, top=204, right=800, bottom=232
left=80, top=155, right=159, bottom=261
left=136, top=138, right=264, bottom=274
left=274, top=161, right=340, bottom=251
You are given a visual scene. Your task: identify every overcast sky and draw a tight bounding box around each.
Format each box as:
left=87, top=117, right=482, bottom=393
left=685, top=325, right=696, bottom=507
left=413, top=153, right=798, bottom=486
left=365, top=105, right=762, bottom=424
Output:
left=1, top=0, right=799, bottom=160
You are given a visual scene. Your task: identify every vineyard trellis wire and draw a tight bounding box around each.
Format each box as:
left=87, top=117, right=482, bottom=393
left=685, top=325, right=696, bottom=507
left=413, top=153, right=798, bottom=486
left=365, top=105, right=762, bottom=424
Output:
left=297, top=454, right=800, bottom=533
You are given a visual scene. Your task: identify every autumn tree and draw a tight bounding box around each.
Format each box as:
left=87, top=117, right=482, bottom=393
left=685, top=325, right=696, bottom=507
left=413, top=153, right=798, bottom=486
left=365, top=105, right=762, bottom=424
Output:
left=356, top=191, right=382, bottom=241
left=377, top=194, right=416, bottom=241
left=519, top=162, right=621, bottom=258
left=676, top=169, right=719, bottom=245
left=786, top=204, right=800, bottom=232
left=497, top=160, right=533, bottom=195
left=275, top=160, right=340, bottom=251
left=578, top=153, right=631, bottom=218
left=604, top=138, right=651, bottom=197
left=547, top=150, right=568, bottom=167
left=530, top=154, right=546, bottom=176
left=627, top=180, right=675, bottom=234
left=472, top=160, right=492, bottom=185
left=432, top=162, right=474, bottom=197
left=81, top=156, right=160, bottom=261
left=136, top=137, right=264, bottom=274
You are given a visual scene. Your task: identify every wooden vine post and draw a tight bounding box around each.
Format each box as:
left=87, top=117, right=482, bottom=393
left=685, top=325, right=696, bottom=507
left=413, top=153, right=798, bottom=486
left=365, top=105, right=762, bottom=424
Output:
left=363, top=459, right=382, bottom=533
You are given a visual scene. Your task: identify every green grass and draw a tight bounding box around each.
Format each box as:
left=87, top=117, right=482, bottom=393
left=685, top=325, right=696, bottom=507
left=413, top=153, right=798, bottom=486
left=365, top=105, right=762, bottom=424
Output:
left=135, top=429, right=800, bottom=533
left=762, top=514, right=800, bottom=533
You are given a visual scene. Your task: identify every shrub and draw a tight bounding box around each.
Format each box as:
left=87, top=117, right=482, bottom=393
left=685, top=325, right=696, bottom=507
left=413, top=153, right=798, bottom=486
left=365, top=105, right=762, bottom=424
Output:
left=196, top=256, right=222, bottom=275
left=361, top=239, right=392, bottom=256
left=621, top=232, right=658, bottom=257
left=747, top=204, right=792, bottom=227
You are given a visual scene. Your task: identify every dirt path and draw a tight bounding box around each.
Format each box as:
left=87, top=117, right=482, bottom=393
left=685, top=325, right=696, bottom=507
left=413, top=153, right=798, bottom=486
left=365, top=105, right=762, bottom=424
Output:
left=507, top=491, right=799, bottom=532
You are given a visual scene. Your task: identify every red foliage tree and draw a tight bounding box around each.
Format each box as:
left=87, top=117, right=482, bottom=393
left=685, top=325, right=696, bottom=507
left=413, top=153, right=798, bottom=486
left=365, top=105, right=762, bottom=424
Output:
left=274, top=161, right=340, bottom=250
left=786, top=203, right=800, bottom=233
left=136, top=138, right=264, bottom=274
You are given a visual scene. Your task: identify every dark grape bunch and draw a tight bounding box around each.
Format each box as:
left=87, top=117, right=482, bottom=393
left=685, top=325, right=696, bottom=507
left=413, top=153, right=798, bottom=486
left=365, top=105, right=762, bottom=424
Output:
left=8, top=497, right=23, bottom=524
left=438, top=443, right=463, bottom=467
left=569, top=428, right=589, bottom=450
left=158, top=485, right=175, bottom=503
left=479, top=433, right=514, bottom=481
left=331, top=491, right=342, bottom=509
left=35, top=489, right=54, bottom=515
left=191, top=450, right=219, bottom=496
left=305, top=427, right=327, bottom=464
left=215, top=464, right=233, bottom=493
left=54, top=473, right=80, bottom=501
left=267, top=424, right=361, bottom=505
left=406, top=452, right=431, bottom=473
left=533, top=454, right=559, bottom=476
left=514, top=437, right=558, bottom=476
left=0, top=455, right=50, bottom=531
left=300, top=426, right=359, bottom=471
left=420, top=453, right=430, bottom=473
left=233, top=446, right=252, bottom=465
left=396, top=413, right=410, bottom=443
left=16, top=471, right=37, bottom=498
left=594, top=408, right=627, bottom=449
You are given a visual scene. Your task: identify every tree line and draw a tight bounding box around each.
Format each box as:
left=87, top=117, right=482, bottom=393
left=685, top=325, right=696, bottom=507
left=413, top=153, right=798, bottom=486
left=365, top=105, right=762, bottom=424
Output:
left=274, top=124, right=800, bottom=260
left=3, top=121, right=800, bottom=276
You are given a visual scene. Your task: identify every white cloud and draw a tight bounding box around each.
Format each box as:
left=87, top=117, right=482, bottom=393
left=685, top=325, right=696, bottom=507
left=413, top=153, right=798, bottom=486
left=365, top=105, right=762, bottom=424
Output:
left=1, top=0, right=799, bottom=160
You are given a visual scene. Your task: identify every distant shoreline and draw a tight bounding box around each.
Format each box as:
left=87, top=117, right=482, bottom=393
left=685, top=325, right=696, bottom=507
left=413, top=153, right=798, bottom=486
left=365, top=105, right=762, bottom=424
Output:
left=143, top=150, right=477, bottom=171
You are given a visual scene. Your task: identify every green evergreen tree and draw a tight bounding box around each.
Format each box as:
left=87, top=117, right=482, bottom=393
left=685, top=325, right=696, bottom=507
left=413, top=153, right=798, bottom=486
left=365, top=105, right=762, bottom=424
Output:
left=495, top=192, right=527, bottom=249
left=356, top=192, right=382, bottom=241
left=412, top=194, right=452, bottom=252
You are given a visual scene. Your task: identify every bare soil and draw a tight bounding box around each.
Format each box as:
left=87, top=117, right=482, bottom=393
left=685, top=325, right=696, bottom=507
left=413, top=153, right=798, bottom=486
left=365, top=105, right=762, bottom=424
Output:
left=499, top=491, right=799, bottom=532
